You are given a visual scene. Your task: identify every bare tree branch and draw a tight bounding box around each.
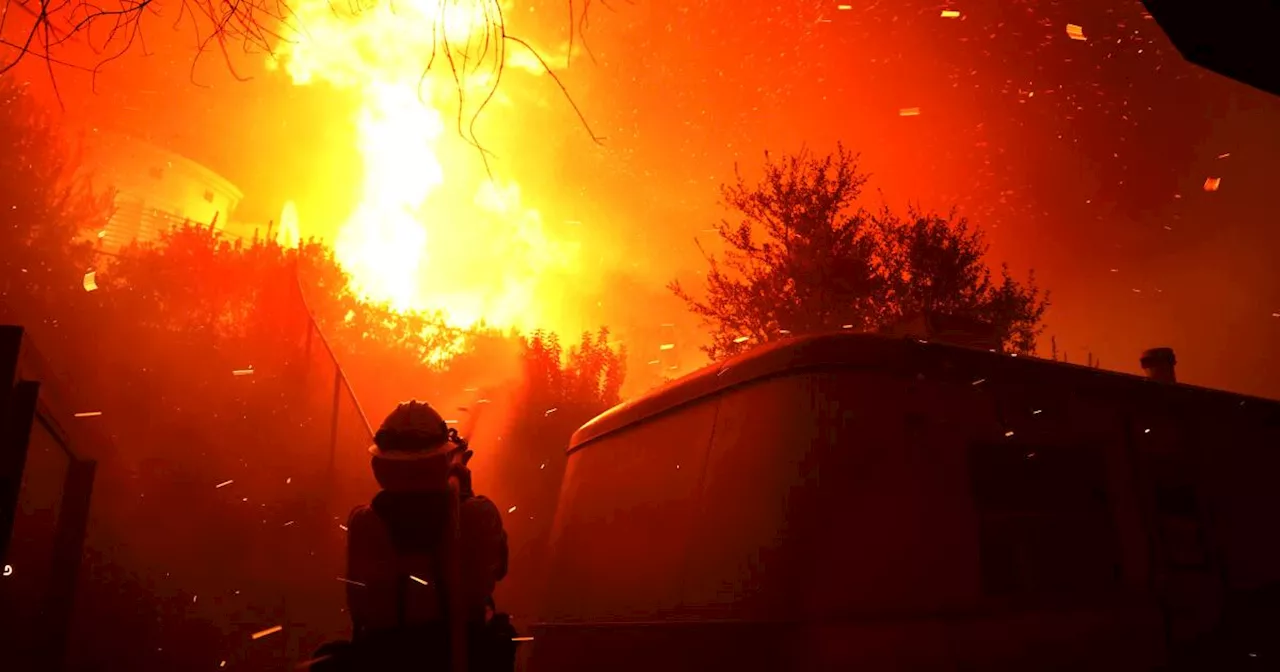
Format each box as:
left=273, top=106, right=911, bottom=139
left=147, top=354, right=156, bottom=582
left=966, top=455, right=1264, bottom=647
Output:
left=0, top=0, right=609, bottom=162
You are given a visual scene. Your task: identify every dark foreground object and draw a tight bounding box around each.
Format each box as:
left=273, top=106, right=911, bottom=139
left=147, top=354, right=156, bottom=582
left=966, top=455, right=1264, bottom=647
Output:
left=528, top=333, right=1280, bottom=671
left=310, top=615, right=519, bottom=672
left=1144, top=0, right=1280, bottom=97
left=0, top=326, right=99, bottom=672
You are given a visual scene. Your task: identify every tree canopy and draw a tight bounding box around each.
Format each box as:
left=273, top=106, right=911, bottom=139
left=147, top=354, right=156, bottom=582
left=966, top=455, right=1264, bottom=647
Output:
left=671, top=145, right=1049, bottom=359
left=0, top=77, right=109, bottom=316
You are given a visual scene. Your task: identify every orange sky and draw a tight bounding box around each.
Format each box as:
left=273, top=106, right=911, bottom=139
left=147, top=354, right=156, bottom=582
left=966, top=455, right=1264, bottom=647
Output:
left=11, top=0, right=1280, bottom=399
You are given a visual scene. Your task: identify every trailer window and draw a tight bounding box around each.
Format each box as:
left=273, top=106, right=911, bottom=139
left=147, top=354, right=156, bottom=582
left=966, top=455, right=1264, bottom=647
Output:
left=969, top=443, right=1120, bottom=597
left=1148, top=458, right=1209, bottom=570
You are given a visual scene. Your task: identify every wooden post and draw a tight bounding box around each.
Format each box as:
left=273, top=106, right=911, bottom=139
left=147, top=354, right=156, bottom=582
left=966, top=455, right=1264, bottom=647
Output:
left=0, top=380, right=39, bottom=566
left=46, top=458, right=96, bottom=669
left=328, top=370, right=342, bottom=482
left=1, top=324, right=21, bottom=396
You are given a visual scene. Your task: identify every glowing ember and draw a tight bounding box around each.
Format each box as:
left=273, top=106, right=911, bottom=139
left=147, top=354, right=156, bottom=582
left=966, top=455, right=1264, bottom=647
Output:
left=251, top=625, right=284, bottom=640
left=1066, top=24, right=1086, bottom=41
left=941, top=10, right=960, bottom=19
left=899, top=107, right=921, bottom=117
left=1204, top=177, right=1222, bottom=192
left=271, top=0, right=580, bottom=338
left=82, top=270, right=97, bottom=292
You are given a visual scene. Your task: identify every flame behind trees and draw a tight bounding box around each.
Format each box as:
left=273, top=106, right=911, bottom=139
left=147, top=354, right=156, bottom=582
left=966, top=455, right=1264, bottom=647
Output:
left=671, top=145, right=1049, bottom=360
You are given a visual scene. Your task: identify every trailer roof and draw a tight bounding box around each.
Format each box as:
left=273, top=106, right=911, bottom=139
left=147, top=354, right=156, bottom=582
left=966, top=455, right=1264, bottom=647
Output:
left=569, top=333, right=1280, bottom=452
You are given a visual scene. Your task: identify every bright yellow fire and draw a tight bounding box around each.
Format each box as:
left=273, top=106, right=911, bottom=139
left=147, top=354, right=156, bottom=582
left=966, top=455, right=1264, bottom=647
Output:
left=270, top=0, right=579, bottom=333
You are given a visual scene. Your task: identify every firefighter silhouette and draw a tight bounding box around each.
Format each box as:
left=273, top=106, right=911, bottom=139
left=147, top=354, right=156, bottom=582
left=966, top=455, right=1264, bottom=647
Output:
left=312, top=401, right=515, bottom=672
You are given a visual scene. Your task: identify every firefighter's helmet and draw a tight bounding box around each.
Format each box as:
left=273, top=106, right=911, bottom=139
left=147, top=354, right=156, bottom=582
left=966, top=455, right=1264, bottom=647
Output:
left=369, top=400, right=452, bottom=461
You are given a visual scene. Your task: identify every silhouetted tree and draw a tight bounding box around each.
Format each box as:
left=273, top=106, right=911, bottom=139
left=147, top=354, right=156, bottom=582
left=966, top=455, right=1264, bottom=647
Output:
left=0, top=76, right=111, bottom=331
left=564, top=328, right=625, bottom=409
left=492, top=326, right=625, bottom=618
left=671, top=145, right=1049, bottom=359
left=871, top=205, right=1048, bottom=354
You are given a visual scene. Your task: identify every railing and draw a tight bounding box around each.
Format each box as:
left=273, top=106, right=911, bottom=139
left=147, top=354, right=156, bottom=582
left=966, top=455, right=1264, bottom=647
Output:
left=0, top=326, right=98, bottom=672
left=0, top=252, right=377, bottom=669
left=240, top=263, right=378, bottom=661
left=98, top=202, right=254, bottom=253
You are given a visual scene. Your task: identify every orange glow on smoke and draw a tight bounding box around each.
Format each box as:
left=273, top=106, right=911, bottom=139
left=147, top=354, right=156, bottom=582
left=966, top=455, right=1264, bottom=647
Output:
left=270, top=0, right=579, bottom=335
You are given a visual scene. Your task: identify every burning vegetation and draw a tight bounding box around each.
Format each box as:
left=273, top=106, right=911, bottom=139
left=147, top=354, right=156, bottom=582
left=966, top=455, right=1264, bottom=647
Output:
left=267, top=0, right=593, bottom=330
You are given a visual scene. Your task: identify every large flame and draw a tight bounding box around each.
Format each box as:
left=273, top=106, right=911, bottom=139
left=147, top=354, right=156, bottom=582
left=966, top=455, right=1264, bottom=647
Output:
left=270, top=0, right=580, bottom=335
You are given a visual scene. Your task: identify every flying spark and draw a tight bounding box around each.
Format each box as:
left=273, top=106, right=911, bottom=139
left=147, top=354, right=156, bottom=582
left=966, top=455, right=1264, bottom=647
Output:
left=251, top=625, right=284, bottom=640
